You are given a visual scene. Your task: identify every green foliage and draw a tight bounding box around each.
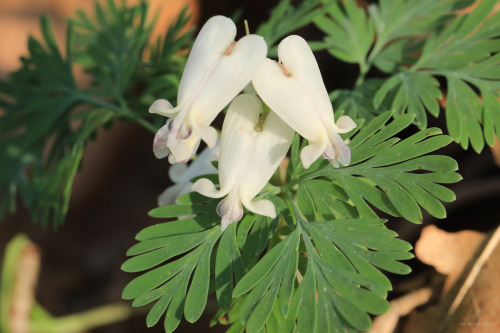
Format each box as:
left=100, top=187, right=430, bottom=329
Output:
left=0, top=15, right=83, bottom=227
left=315, top=0, right=374, bottom=67
left=124, top=111, right=460, bottom=332
left=318, top=111, right=461, bottom=224
left=330, top=78, right=386, bottom=120
left=0, top=0, right=480, bottom=331
left=0, top=0, right=192, bottom=227
left=122, top=192, right=285, bottom=333
left=316, top=0, right=498, bottom=152
left=257, top=0, right=325, bottom=56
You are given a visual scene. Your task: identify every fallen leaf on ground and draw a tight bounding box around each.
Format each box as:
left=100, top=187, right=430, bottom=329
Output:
left=415, top=225, right=485, bottom=294
left=404, top=225, right=500, bottom=333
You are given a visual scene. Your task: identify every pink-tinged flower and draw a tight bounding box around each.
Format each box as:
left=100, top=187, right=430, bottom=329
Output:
left=191, top=94, right=294, bottom=231
left=252, top=35, right=356, bottom=169
left=157, top=141, right=220, bottom=206
left=149, top=16, right=267, bottom=163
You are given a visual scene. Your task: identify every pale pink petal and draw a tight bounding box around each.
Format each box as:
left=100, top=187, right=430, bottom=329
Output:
left=153, top=120, right=171, bottom=159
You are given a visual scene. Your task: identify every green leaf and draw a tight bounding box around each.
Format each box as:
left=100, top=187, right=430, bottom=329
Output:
left=73, top=0, right=153, bottom=97
left=444, top=77, right=484, bottom=152
left=122, top=200, right=223, bottom=330
left=331, top=79, right=386, bottom=120
left=373, top=72, right=442, bottom=129
left=368, top=0, right=473, bottom=67
left=0, top=0, right=192, bottom=228
left=315, top=0, right=374, bottom=65
left=237, top=196, right=284, bottom=268
left=184, top=241, right=212, bottom=322
left=406, top=0, right=500, bottom=151
left=257, top=0, right=324, bottom=54
left=308, top=111, right=461, bottom=223
left=0, top=14, right=78, bottom=229
left=279, top=195, right=411, bottom=332
left=122, top=229, right=211, bottom=272
left=233, top=230, right=300, bottom=331
left=216, top=223, right=246, bottom=310
left=297, top=179, right=357, bottom=221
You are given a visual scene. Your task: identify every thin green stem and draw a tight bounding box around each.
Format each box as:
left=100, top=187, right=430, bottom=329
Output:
left=119, top=113, right=158, bottom=134
left=355, top=32, right=388, bottom=88
left=77, top=93, right=157, bottom=134
left=285, top=192, right=304, bottom=225
left=76, top=93, right=122, bottom=113
left=354, top=60, right=369, bottom=88
left=29, top=302, right=145, bottom=333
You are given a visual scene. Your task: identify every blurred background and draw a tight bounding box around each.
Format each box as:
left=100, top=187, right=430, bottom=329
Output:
left=0, top=0, right=499, bottom=332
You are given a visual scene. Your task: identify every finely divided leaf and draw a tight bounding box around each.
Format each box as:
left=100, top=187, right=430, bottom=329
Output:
left=374, top=0, right=500, bottom=152
left=314, top=0, right=374, bottom=66
left=122, top=198, right=222, bottom=332
left=233, top=229, right=300, bottom=332
left=317, top=111, right=461, bottom=223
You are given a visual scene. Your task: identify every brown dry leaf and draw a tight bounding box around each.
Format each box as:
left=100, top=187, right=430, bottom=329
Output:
left=404, top=225, right=500, bottom=333
left=415, top=225, right=485, bottom=294
left=491, top=137, right=500, bottom=167
left=369, top=288, right=433, bottom=333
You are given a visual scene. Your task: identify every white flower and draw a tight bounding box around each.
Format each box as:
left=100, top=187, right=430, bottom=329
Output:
left=157, top=141, right=220, bottom=206
left=191, top=94, right=294, bottom=231
left=149, top=16, right=267, bottom=163
left=252, top=35, right=356, bottom=169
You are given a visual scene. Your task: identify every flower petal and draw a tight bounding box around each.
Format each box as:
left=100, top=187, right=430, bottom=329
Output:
left=168, top=162, right=189, bottom=182
left=153, top=120, right=171, bottom=159
left=240, top=110, right=295, bottom=200
left=241, top=198, right=276, bottom=219
left=216, top=94, right=261, bottom=192
left=191, top=178, right=227, bottom=198
left=335, top=115, right=357, bottom=133
left=189, top=34, right=267, bottom=131
left=177, top=16, right=237, bottom=107
left=252, top=58, right=329, bottom=150
left=331, top=132, right=351, bottom=167
left=149, top=99, right=177, bottom=117
left=300, top=143, right=325, bottom=169
left=277, top=35, right=335, bottom=127
left=158, top=183, right=185, bottom=206
left=194, top=94, right=293, bottom=228
left=167, top=132, right=201, bottom=163
left=191, top=123, right=218, bottom=149
left=218, top=191, right=244, bottom=231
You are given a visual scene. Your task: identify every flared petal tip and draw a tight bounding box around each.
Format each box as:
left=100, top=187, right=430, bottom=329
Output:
left=245, top=199, right=276, bottom=219
left=335, top=115, right=357, bottom=133
left=191, top=178, right=224, bottom=198
left=149, top=99, right=175, bottom=116
left=300, top=143, right=325, bottom=169
left=193, top=124, right=218, bottom=149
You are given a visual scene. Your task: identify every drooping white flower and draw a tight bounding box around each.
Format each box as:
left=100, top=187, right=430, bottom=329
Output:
left=191, top=94, right=294, bottom=231
left=157, top=141, right=220, bottom=206
left=149, top=16, right=267, bottom=163
left=252, top=35, right=356, bottom=169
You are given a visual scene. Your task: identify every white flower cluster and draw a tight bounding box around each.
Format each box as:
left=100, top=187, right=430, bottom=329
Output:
left=150, top=16, right=356, bottom=230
